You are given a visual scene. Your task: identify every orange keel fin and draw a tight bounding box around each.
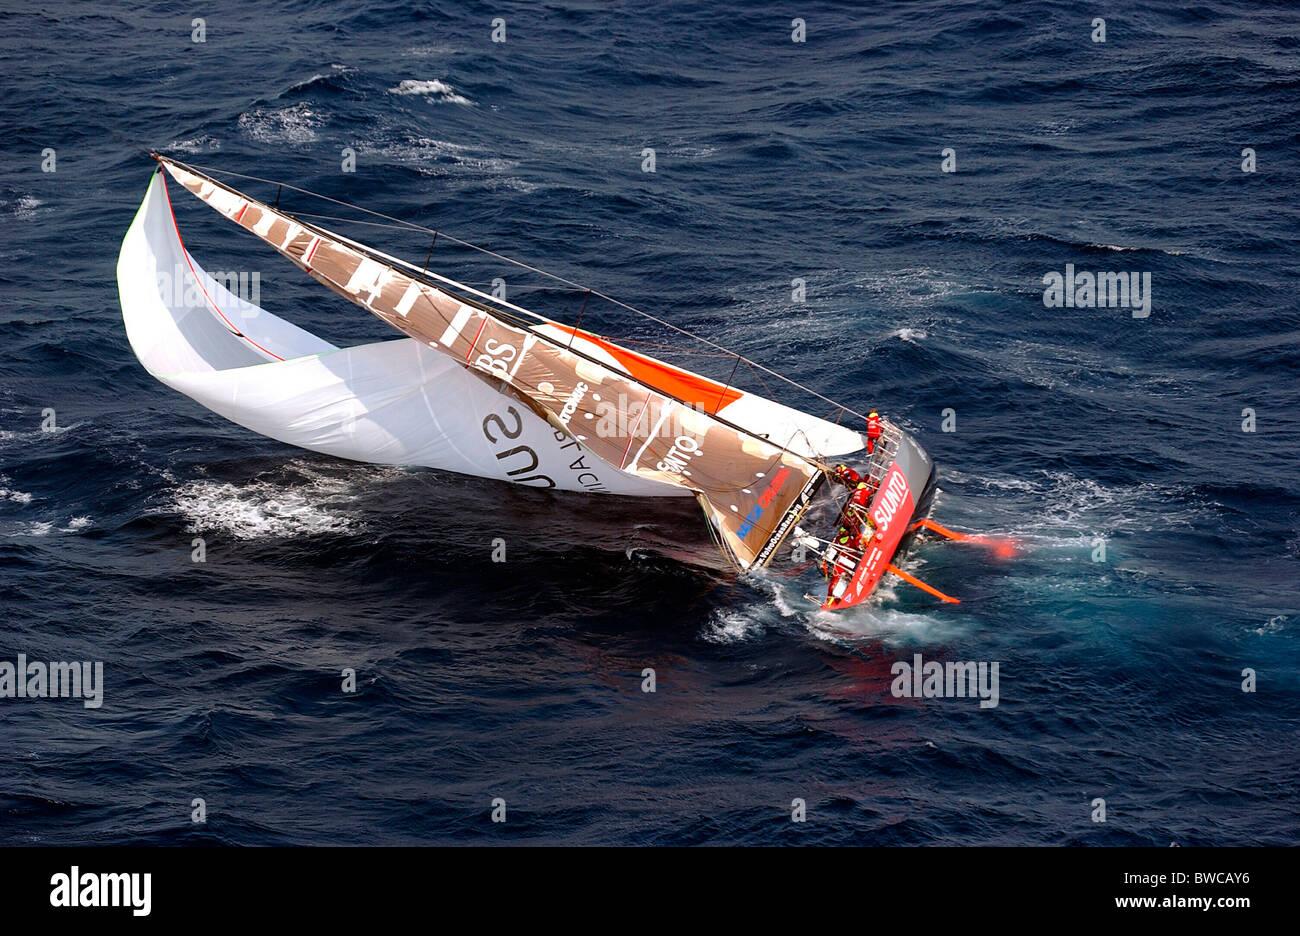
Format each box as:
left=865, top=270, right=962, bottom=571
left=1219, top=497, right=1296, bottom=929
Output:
left=910, top=518, right=1019, bottom=558
left=911, top=517, right=974, bottom=541
left=886, top=563, right=961, bottom=603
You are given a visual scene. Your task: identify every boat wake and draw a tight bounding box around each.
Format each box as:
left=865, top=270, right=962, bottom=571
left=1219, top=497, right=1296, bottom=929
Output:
left=715, top=569, right=970, bottom=649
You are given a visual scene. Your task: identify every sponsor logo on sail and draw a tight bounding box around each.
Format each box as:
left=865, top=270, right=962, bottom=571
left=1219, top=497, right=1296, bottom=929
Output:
left=558, top=382, right=589, bottom=425
left=754, top=473, right=825, bottom=564
left=737, top=466, right=791, bottom=538
left=655, top=435, right=703, bottom=474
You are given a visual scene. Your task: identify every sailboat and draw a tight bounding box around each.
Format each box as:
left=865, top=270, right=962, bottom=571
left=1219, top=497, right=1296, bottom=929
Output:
left=118, top=154, right=963, bottom=610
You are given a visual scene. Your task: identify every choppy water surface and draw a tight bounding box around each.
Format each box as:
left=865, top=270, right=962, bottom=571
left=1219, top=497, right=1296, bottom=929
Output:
left=1, top=1, right=1297, bottom=844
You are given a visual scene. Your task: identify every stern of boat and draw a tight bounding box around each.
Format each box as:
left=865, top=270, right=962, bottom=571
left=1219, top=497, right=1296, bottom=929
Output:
left=818, top=419, right=935, bottom=610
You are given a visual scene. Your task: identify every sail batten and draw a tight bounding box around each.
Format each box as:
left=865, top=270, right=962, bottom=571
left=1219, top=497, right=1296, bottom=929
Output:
left=155, top=155, right=853, bottom=568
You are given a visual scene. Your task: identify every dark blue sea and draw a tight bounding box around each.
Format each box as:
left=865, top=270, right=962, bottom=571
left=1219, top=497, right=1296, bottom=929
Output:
left=1, top=0, right=1297, bottom=846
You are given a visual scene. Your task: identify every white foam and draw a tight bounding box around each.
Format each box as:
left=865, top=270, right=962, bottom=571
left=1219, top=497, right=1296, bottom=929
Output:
left=169, top=463, right=404, bottom=540
left=173, top=479, right=355, bottom=539
left=701, top=608, right=765, bottom=644
left=287, top=63, right=354, bottom=92
left=804, top=605, right=959, bottom=647
left=237, top=102, right=323, bottom=144
left=387, top=79, right=473, bottom=106
left=948, top=467, right=1199, bottom=537
left=0, top=410, right=77, bottom=441
left=0, top=472, right=32, bottom=505
left=354, top=134, right=529, bottom=190
left=167, top=136, right=220, bottom=154
left=0, top=195, right=43, bottom=219
left=663, top=144, right=718, bottom=159
left=1034, top=119, right=1077, bottom=136
left=845, top=267, right=972, bottom=309
left=735, top=568, right=968, bottom=648
left=481, top=176, right=539, bottom=193
left=15, top=195, right=41, bottom=218
left=1252, top=614, right=1287, bottom=636
left=405, top=44, right=459, bottom=57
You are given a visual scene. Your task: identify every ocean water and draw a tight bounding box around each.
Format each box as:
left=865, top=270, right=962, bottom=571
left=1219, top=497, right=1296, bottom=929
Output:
left=1, top=0, right=1297, bottom=845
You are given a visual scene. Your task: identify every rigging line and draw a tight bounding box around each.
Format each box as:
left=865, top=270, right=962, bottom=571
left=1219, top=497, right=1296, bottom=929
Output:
left=420, top=233, right=438, bottom=276
left=567, top=290, right=591, bottom=351
left=170, top=156, right=871, bottom=423
left=606, top=338, right=735, bottom=357
left=287, top=210, right=434, bottom=232
left=742, top=357, right=776, bottom=399
left=713, top=355, right=743, bottom=414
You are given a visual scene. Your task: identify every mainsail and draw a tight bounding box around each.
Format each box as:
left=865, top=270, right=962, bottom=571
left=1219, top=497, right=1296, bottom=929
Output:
left=153, top=155, right=864, bottom=569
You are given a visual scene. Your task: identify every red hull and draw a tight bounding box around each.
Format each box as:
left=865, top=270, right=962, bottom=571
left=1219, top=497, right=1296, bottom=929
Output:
left=822, top=461, right=917, bottom=610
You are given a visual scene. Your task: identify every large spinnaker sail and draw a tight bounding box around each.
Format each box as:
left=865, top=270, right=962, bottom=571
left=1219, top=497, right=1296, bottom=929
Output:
left=119, top=169, right=679, bottom=496
left=156, top=155, right=836, bottom=568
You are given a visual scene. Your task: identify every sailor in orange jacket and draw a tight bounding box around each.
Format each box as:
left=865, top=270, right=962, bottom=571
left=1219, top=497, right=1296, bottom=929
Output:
left=866, top=409, right=882, bottom=454
left=821, top=480, right=878, bottom=577
left=836, top=482, right=874, bottom=544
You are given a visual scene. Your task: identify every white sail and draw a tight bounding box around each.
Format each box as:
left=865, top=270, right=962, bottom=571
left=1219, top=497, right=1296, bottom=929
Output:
left=117, top=168, right=684, bottom=496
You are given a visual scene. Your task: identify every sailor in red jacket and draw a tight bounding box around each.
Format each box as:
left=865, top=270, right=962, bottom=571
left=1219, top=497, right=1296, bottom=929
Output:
left=832, top=464, right=861, bottom=487
left=866, top=409, right=882, bottom=454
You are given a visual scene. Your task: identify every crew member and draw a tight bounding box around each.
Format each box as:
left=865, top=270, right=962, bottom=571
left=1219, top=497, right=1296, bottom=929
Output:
left=823, top=497, right=878, bottom=578
left=832, top=464, right=861, bottom=487
left=822, top=522, right=858, bottom=578
left=866, top=410, right=882, bottom=454
left=832, top=482, right=873, bottom=550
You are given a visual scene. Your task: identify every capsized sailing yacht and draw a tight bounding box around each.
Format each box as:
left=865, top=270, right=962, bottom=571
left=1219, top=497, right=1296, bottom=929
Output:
left=118, top=154, right=972, bottom=609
